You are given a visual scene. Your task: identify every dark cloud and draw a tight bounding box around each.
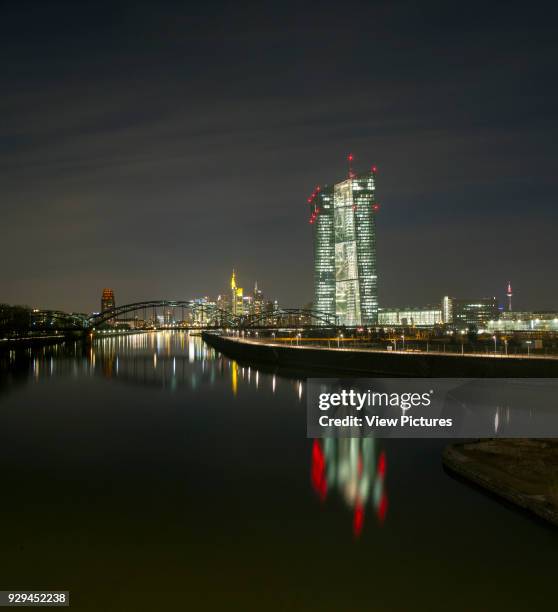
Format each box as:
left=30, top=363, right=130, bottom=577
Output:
left=1, top=0, right=557, bottom=312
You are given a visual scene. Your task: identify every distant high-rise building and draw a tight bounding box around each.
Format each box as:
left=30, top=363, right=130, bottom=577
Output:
left=216, top=293, right=230, bottom=314
left=100, top=288, right=116, bottom=325
left=101, top=288, right=115, bottom=313
left=506, top=281, right=513, bottom=312
left=442, top=296, right=454, bottom=324
left=253, top=281, right=264, bottom=316
left=309, top=158, right=379, bottom=326
left=230, top=270, right=244, bottom=317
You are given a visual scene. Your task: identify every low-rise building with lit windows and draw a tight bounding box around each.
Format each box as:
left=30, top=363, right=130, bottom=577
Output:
left=378, top=307, right=443, bottom=327
left=485, top=311, right=558, bottom=332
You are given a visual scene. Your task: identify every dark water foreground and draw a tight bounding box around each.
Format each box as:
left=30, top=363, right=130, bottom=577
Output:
left=0, top=332, right=556, bottom=612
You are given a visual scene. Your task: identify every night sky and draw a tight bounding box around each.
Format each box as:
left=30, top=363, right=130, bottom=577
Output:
left=2, top=1, right=557, bottom=313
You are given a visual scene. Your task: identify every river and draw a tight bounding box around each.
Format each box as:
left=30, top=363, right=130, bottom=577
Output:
left=0, top=331, right=556, bottom=611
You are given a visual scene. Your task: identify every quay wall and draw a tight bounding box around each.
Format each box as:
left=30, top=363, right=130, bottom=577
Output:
left=201, top=333, right=558, bottom=377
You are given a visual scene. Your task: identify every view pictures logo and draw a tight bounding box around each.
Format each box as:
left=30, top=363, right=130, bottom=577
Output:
left=318, top=389, right=434, bottom=412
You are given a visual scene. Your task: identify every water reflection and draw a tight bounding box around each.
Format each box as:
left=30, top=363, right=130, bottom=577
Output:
left=1, top=332, right=307, bottom=399
left=0, top=331, right=388, bottom=538
left=311, top=438, right=388, bottom=537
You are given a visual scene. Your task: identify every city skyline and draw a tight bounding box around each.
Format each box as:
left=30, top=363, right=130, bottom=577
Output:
left=2, top=2, right=558, bottom=313
left=2, top=264, right=553, bottom=317
left=2, top=4, right=558, bottom=610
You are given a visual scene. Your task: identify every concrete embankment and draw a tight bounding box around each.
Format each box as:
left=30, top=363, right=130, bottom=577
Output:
left=201, top=333, right=558, bottom=377
left=443, top=440, right=558, bottom=527
left=0, top=334, right=69, bottom=350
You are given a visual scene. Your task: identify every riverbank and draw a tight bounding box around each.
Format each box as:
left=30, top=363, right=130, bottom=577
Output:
left=0, top=334, right=69, bottom=350
left=201, top=333, right=558, bottom=377
left=443, top=440, right=558, bottom=527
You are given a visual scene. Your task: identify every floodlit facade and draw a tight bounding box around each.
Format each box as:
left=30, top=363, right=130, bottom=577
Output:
left=101, top=288, right=115, bottom=313
left=100, top=288, right=116, bottom=325
left=378, top=307, right=443, bottom=327
left=442, top=296, right=453, bottom=324
left=230, top=270, right=244, bottom=316
left=485, top=312, right=558, bottom=332
left=310, top=168, right=379, bottom=326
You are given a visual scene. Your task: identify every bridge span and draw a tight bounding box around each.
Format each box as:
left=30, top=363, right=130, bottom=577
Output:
left=31, top=301, right=340, bottom=332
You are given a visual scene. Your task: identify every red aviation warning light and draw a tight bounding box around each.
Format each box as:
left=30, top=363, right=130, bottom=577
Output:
left=348, top=153, right=355, bottom=178
left=307, top=186, right=323, bottom=223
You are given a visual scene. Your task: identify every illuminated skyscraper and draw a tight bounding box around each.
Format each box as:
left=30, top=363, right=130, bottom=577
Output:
left=101, top=288, right=115, bottom=313
left=253, top=281, right=264, bottom=316
left=100, top=288, right=116, bottom=325
left=230, top=270, right=244, bottom=316
left=309, top=159, right=379, bottom=326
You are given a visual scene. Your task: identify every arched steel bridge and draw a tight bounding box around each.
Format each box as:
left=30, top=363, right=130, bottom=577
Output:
left=32, top=301, right=339, bottom=331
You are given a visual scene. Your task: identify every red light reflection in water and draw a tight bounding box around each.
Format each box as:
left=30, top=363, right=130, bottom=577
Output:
left=353, top=502, right=364, bottom=537
left=376, top=451, right=388, bottom=524
left=311, top=439, right=327, bottom=501
left=377, top=492, right=388, bottom=524
left=378, top=450, right=386, bottom=476
left=311, top=439, right=388, bottom=538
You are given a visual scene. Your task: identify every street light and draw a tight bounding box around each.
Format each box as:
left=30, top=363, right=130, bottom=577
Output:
left=296, top=332, right=301, bottom=346
left=460, top=330, right=465, bottom=355
left=401, top=334, right=405, bottom=351
left=492, top=335, right=497, bottom=355
left=338, top=333, right=343, bottom=348
left=526, top=340, right=532, bottom=357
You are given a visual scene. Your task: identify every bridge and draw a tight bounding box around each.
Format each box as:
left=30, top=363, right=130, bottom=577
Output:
left=31, top=301, right=339, bottom=332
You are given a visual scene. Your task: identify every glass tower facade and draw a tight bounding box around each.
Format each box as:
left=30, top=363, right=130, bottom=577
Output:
left=310, top=170, right=379, bottom=326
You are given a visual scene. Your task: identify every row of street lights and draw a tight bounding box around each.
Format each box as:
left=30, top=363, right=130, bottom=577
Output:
left=233, top=328, right=537, bottom=358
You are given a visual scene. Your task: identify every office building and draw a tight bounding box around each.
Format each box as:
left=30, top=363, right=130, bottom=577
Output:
left=101, top=288, right=115, bottom=313
left=230, top=270, right=244, bottom=317
left=452, top=297, right=499, bottom=327
left=486, top=311, right=558, bottom=332
left=378, top=307, right=443, bottom=327
left=310, top=161, right=379, bottom=326
left=442, top=296, right=453, bottom=324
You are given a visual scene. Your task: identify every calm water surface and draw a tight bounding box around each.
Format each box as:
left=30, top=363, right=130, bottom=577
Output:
left=0, top=332, right=556, bottom=611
